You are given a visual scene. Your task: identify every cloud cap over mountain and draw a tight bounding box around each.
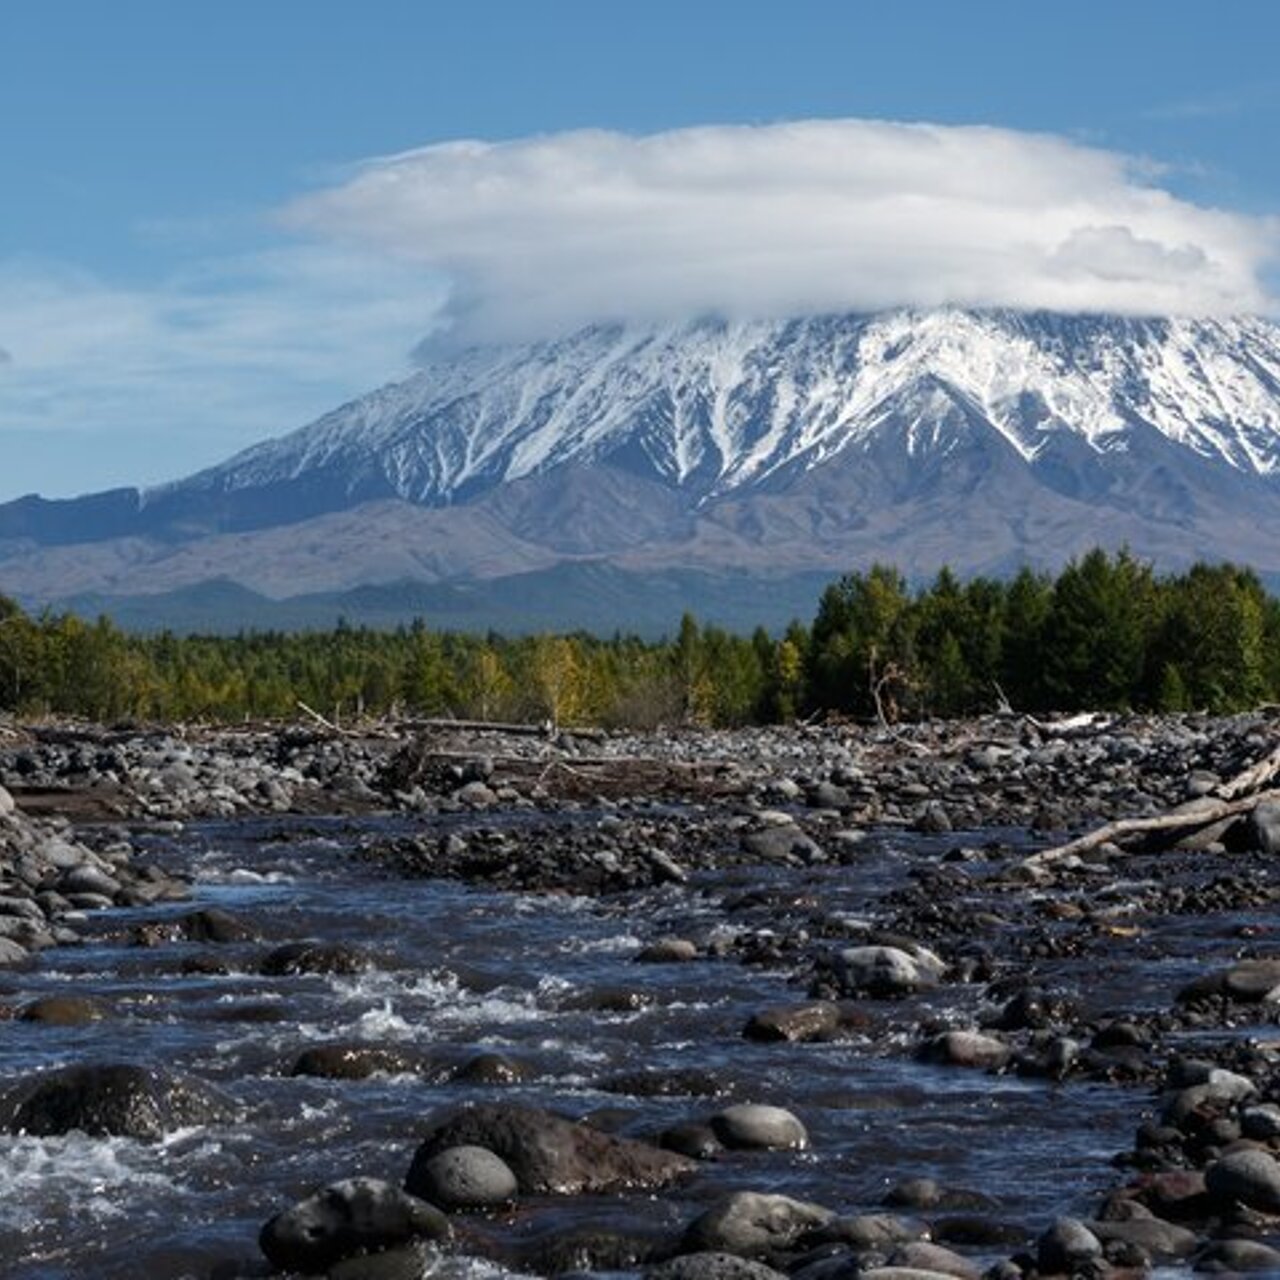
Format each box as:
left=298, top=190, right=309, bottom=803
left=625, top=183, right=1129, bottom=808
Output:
left=287, top=119, right=1279, bottom=341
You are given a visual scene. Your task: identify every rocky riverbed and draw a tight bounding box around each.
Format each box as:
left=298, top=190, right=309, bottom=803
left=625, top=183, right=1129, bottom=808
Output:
left=2, top=711, right=1280, bottom=1279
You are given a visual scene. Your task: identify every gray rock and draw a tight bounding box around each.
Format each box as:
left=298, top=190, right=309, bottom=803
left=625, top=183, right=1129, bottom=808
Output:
left=0, top=784, right=14, bottom=816
left=406, top=1103, right=695, bottom=1197
left=1194, top=1238, right=1280, bottom=1272
left=834, top=945, right=944, bottom=998
left=1241, top=1103, right=1280, bottom=1140
left=454, top=781, right=497, bottom=808
left=921, top=1031, right=1009, bottom=1070
left=409, top=1144, right=518, bottom=1209
left=741, top=824, right=823, bottom=863
left=0, top=894, right=46, bottom=922
left=914, top=801, right=952, bottom=834
left=647, top=1253, right=789, bottom=1280
left=58, top=864, right=121, bottom=898
left=1224, top=959, right=1280, bottom=1001
left=744, top=1002, right=841, bottom=1043
left=710, top=1104, right=808, bottom=1151
left=887, top=1242, right=980, bottom=1279
left=19, top=995, right=109, bottom=1025
left=291, top=1043, right=424, bottom=1080
left=860, top=1269, right=971, bottom=1280
left=260, top=941, right=372, bottom=976
left=636, top=937, right=699, bottom=963
left=1037, top=1217, right=1102, bottom=1273
left=0, top=1063, right=234, bottom=1139
left=0, top=937, right=27, bottom=965
left=809, top=1214, right=926, bottom=1250
left=259, top=1177, right=449, bottom=1274
left=1250, top=800, right=1280, bottom=855
left=683, top=1191, right=833, bottom=1256
left=1205, top=1149, right=1280, bottom=1212
left=451, top=1052, right=528, bottom=1084
left=1087, top=1216, right=1198, bottom=1261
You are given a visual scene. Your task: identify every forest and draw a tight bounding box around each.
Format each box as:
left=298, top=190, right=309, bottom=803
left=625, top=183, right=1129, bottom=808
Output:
left=1, top=550, right=1278, bottom=727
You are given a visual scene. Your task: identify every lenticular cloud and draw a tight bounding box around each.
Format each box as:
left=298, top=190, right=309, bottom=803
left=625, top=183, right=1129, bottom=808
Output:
left=287, top=119, right=1278, bottom=340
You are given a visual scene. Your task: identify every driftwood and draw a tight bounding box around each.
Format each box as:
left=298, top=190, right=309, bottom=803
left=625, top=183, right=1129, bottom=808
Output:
left=1214, top=740, right=1280, bottom=800
left=1023, top=735, right=1280, bottom=871
left=404, top=716, right=606, bottom=742
left=296, top=701, right=352, bottom=736
left=1022, top=790, right=1279, bottom=871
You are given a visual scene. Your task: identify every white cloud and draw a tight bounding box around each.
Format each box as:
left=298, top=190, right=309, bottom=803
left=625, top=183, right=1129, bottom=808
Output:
left=286, top=118, right=1279, bottom=341
left=1, top=117, right=1276, bottom=499
left=0, top=248, right=447, bottom=491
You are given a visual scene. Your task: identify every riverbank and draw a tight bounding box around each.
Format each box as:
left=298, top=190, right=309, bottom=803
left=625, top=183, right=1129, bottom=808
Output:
left=1, top=713, right=1279, bottom=1278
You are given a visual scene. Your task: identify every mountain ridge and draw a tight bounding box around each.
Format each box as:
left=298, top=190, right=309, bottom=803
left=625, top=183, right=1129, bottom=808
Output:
left=2, top=307, right=1280, bottom=630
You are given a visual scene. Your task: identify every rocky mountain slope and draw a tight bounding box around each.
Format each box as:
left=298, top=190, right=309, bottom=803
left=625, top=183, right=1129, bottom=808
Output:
left=2, top=308, right=1279, bottom=630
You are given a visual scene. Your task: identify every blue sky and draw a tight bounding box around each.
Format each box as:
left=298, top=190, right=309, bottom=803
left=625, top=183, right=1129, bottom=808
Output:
left=1, top=0, right=1278, bottom=500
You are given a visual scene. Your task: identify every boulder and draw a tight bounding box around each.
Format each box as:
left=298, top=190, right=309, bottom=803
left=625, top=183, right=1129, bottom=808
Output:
left=19, top=995, right=109, bottom=1026
left=888, top=1243, right=981, bottom=1280
left=1205, top=1149, right=1280, bottom=1212
left=259, top=1177, right=449, bottom=1274
left=1087, top=1216, right=1197, bottom=1261
left=920, top=1031, right=1009, bottom=1070
left=406, top=1103, right=695, bottom=1197
left=0, top=1063, right=234, bottom=1139
left=636, top=938, right=698, bottom=963
left=741, top=824, right=823, bottom=863
left=834, top=945, right=944, bottom=998
left=404, top=1144, right=517, bottom=1209
left=683, top=1191, right=834, bottom=1256
left=1249, top=800, right=1280, bottom=855
left=743, top=1002, right=841, bottom=1043
left=710, top=1104, right=808, bottom=1151
left=451, top=1052, right=529, bottom=1084
left=648, top=1253, right=789, bottom=1280
left=810, top=1214, right=927, bottom=1250
left=1194, top=1238, right=1280, bottom=1272
left=1037, top=1217, right=1102, bottom=1273
left=291, top=1043, right=424, bottom=1080
left=1192, top=1239, right=1280, bottom=1269
left=260, top=941, right=372, bottom=976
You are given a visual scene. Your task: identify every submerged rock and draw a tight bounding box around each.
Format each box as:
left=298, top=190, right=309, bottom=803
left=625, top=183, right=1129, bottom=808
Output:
left=0, top=1063, right=234, bottom=1139
left=259, top=1177, right=449, bottom=1273
left=406, top=1102, right=696, bottom=1197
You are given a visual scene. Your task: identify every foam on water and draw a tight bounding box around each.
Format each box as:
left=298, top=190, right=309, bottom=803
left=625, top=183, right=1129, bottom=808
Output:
left=0, top=1133, right=181, bottom=1230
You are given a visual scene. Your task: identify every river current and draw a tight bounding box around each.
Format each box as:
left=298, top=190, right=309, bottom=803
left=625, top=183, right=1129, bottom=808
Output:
left=0, top=812, right=1230, bottom=1278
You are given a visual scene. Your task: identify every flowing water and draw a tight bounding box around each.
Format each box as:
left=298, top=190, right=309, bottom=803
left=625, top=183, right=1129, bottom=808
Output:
left=0, top=812, right=1246, bottom=1278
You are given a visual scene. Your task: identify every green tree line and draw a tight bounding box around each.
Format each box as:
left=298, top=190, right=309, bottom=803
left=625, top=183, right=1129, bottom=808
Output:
left=1, top=549, right=1278, bottom=726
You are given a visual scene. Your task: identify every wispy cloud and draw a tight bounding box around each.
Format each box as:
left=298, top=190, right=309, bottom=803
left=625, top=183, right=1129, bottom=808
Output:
left=0, top=248, right=447, bottom=482
left=287, top=119, right=1280, bottom=341
left=1142, top=85, right=1274, bottom=123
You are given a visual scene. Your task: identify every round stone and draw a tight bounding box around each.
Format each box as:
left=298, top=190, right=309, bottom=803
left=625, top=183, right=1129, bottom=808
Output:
left=410, top=1144, right=518, bottom=1209
left=710, top=1103, right=808, bottom=1151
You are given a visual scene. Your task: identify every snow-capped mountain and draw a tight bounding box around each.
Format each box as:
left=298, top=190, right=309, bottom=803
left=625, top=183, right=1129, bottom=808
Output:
left=154, top=308, right=1280, bottom=514
left=2, top=308, right=1280, bottom=629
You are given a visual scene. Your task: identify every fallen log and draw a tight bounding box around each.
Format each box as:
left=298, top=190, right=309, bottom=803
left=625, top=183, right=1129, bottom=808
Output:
left=401, top=717, right=606, bottom=742
left=1215, top=738, right=1280, bottom=800
left=1022, top=787, right=1280, bottom=871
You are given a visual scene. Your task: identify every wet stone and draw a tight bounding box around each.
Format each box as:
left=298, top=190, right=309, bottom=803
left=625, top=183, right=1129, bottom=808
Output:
left=18, top=995, right=109, bottom=1025
left=683, top=1191, right=834, bottom=1257
left=291, top=1043, right=424, bottom=1080
left=408, top=1144, right=518, bottom=1209
left=0, top=1063, right=234, bottom=1139
left=710, top=1104, right=808, bottom=1151
left=259, top=1177, right=449, bottom=1274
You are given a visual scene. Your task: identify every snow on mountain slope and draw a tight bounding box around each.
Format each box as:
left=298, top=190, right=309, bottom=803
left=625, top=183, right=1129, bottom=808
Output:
left=151, top=308, right=1280, bottom=511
